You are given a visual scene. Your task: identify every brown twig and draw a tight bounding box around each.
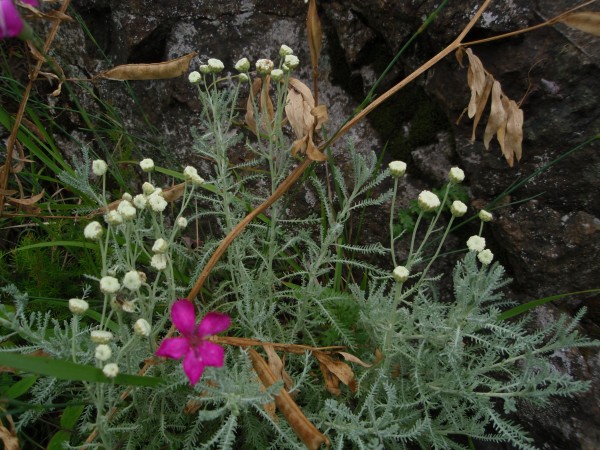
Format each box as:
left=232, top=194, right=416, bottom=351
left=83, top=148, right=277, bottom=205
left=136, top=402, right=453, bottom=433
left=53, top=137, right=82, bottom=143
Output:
left=0, top=0, right=71, bottom=216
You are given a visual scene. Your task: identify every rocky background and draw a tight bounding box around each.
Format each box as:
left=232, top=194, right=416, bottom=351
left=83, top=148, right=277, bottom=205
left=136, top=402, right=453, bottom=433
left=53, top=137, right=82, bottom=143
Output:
left=20, top=0, right=600, bottom=448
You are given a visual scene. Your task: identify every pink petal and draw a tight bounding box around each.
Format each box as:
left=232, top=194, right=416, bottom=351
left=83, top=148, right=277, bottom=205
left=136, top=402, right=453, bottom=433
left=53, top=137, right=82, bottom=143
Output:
left=171, top=299, right=196, bottom=336
left=22, top=0, right=38, bottom=6
left=1, top=1, right=24, bottom=38
left=197, top=312, right=231, bottom=337
left=183, top=350, right=204, bottom=385
left=155, top=336, right=189, bottom=359
left=198, top=341, right=225, bottom=367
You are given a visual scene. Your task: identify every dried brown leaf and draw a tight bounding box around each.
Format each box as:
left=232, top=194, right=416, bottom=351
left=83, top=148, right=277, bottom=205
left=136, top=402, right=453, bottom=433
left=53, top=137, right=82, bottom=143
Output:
left=314, top=352, right=357, bottom=394
left=286, top=78, right=316, bottom=139
left=264, top=344, right=293, bottom=391
left=0, top=416, right=20, bottom=450
left=470, top=72, right=494, bottom=142
left=305, top=134, right=327, bottom=162
left=483, top=80, right=508, bottom=150
left=311, top=104, right=329, bottom=130
left=307, top=0, right=322, bottom=73
left=260, top=76, right=275, bottom=133
left=465, top=48, right=487, bottom=119
left=504, top=100, right=524, bottom=166
left=336, top=351, right=372, bottom=368
left=245, top=78, right=262, bottom=135
left=560, top=11, right=600, bottom=37
left=97, top=52, right=197, bottom=81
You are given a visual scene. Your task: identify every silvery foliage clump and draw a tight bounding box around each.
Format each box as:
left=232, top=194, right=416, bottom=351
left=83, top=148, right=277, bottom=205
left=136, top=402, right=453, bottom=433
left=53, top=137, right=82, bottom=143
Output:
left=0, top=54, right=597, bottom=450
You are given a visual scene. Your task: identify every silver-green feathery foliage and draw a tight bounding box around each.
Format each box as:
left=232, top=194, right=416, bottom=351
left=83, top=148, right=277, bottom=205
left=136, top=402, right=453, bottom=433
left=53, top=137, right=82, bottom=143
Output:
left=1, top=54, right=597, bottom=450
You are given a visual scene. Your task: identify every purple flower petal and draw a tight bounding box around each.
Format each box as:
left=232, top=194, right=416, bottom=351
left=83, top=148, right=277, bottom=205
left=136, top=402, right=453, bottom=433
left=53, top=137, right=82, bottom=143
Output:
left=183, top=350, right=204, bottom=385
left=170, top=299, right=196, bottom=336
left=197, top=312, right=231, bottom=337
left=156, top=336, right=189, bottom=359
left=1, top=1, right=24, bottom=38
left=197, top=341, right=225, bottom=367
left=22, top=0, right=38, bottom=6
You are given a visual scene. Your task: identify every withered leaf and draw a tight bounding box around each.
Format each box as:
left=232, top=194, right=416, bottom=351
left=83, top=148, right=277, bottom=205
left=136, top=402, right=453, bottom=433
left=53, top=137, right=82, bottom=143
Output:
left=504, top=100, right=524, bottom=166
left=465, top=48, right=487, bottom=119
left=314, top=352, right=357, bottom=395
left=560, top=11, right=600, bottom=37
left=97, top=52, right=197, bottom=81
left=286, top=78, right=316, bottom=139
left=470, top=72, right=494, bottom=142
left=306, top=0, right=322, bottom=74
left=264, top=344, right=293, bottom=391
left=0, top=415, right=20, bottom=450
left=483, top=80, right=507, bottom=150
left=336, top=351, right=372, bottom=368
left=245, top=77, right=275, bottom=135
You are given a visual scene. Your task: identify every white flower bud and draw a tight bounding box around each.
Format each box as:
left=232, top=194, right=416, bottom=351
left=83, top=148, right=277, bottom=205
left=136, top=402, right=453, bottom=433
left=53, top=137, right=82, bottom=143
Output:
left=140, top=158, right=155, bottom=172
left=388, top=161, right=407, bottom=178
left=279, top=45, right=294, bottom=57
left=117, top=200, right=136, bottom=221
left=188, top=71, right=201, bottom=83
left=448, top=167, right=465, bottom=183
left=479, top=209, right=493, bottom=222
left=450, top=200, right=467, bottom=217
left=122, top=301, right=136, bottom=313
left=176, top=216, right=188, bottom=228
left=256, top=58, right=274, bottom=75
left=134, top=318, right=151, bottom=337
left=199, top=64, right=210, bottom=74
left=92, top=159, right=108, bottom=176
left=234, top=57, right=250, bottom=72
left=68, top=298, right=89, bottom=315
left=91, top=330, right=114, bottom=344
left=133, top=194, right=147, bottom=209
left=151, top=254, right=168, bottom=271
left=239, top=73, right=249, bottom=83
left=102, top=363, right=119, bottom=378
left=95, top=344, right=112, bottom=361
left=122, top=270, right=142, bottom=291
left=477, top=248, right=494, bottom=265
left=148, top=193, right=167, bottom=213
left=100, top=276, right=120, bottom=294
left=208, top=58, right=224, bottom=73
left=84, top=221, right=103, bottom=240
left=466, top=235, right=486, bottom=252
left=121, top=192, right=132, bottom=202
left=270, top=69, right=284, bottom=81
left=152, top=238, right=169, bottom=254
left=417, top=190, right=441, bottom=212
left=183, top=166, right=205, bottom=186
left=283, top=54, right=299, bottom=71
left=392, top=266, right=410, bottom=283
left=142, top=182, right=155, bottom=195
left=105, top=211, right=123, bottom=225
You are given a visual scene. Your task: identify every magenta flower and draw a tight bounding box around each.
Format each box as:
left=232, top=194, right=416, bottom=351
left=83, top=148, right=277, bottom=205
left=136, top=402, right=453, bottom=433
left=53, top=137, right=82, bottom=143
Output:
left=0, top=0, right=37, bottom=40
left=156, top=299, right=231, bottom=385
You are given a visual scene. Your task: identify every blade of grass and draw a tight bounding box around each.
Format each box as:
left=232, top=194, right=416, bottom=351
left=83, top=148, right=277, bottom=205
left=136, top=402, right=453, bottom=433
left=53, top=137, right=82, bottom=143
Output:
left=499, top=289, right=600, bottom=321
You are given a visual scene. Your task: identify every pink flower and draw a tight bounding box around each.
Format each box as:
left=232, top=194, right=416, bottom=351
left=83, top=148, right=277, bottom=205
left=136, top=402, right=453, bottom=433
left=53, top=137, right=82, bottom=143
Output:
left=156, top=299, right=231, bottom=385
left=0, top=0, right=37, bottom=39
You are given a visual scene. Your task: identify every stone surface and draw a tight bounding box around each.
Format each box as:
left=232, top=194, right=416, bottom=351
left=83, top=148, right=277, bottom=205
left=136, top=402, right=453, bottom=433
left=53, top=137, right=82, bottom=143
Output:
left=14, top=0, right=600, bottom=448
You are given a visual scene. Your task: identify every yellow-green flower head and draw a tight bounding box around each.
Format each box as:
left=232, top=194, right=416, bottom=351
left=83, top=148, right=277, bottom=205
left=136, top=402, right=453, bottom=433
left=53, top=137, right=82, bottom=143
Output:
left=208, top=58, right=224, bottom=73
left=418, top=190, right=440, bottom=212
left=450, top=200, right=467, bottom=217
left=188, top=71, right=201, bottom=83
left=270, top=69, right=284, bottom=81
left=479, top=209, right=493, bottom=222
left=91, top=330, right=114, bottom=344
left=234, top=57, right=250, bottom=73
left=448, top=167, right=465, bottom=183
left=256, top=58, right=274, bottom=76
left=283, top=54, right=299, bottom=72
left=279, top=44, right=294, bottom=57
left=477, top=248, right=494, bottom=265
left=388, top=160, right=407, bottom=178
left=393, top=266, right=410, bottom=283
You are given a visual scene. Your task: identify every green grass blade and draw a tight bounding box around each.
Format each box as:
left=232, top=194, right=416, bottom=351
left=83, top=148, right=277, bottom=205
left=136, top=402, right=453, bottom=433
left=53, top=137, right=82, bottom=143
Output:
left=499, top=289, right=600, bottom=321
left=0, top=352, right=163, bottom=387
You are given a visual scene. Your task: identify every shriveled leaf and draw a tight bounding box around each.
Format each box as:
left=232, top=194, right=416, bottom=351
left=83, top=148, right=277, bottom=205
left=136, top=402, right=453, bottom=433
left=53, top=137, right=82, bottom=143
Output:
left=0, top=416, right=19, bottom=450
left=314, top=352, right=357, bottom=395
left=245, top=77, right=275, bottom=135
left=305, top=134, right=327, bottom=162
left=560, top=11, right=600, bottom=37
left=483, top=80, right=507, bottom=149
left=307, top=0, right=322, bottom=73
left=264, top=344, right=293, bottom=391
left=96, top=52, right=197, bottom=80
left=245, top=78, right=262, bottom=135
left=465, top=48, right=487, bottom=118
left=260, top=76, right=275, bottom=133
left=286, top=78, right=316, bottom=139
left=311, top=104, right=328, bottom=130
left=470, top=72, right=494, bottom=142
left=337, top=351, right=372, bottom=368
left=504, top=100, right=524, bottom=166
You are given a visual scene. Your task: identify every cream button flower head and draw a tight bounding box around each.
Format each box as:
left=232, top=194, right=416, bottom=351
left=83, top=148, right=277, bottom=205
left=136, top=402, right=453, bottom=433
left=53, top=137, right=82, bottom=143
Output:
left=102, top=363, right=119, bottom=378
left=140, top=158, right=155, bottom=172
left=148, top=193, right=167, bottom=213
left=95, top=344, right=112, bottom=361
left=176, top=216, right=188, bottom=228
left=122, top=270, right=142, bottom=291
left=134, top=318, right=151, bottom=337
left=208, top=58, right=224, bottom=73
left=270, top=69, right=284, bottom=81
left=183, top=166, right=205, bottom=186
left=234, top=57, right=250, bottom=73
left=256, top=58, right=274, bottom=76
left=448, top=167, right=465, bottom=183
left=152, top=238, right=169, bottom=254
left=450, top=200, right=467, bottom=217
left=151, top=254, right=168, bottom=271
left=92, top=159, right=108, bottom=176
left=100, top=276, right=120, bottom=294
left=388, top=160, right=407, bottom=178
left=479, top=209, right=494, bottom=222
left=91, top=330, right=114, bottom=344
left=69, top=298, right=89, bottom=315
left=122, top=192, right=132, bottom=202
left=199, top=64, right=210, bottom=74
left=418, top=190, right=441, bottom=212
left=238, top=73, right=249, bottom=83
left=283, top=54, right=299, bottom=72
left=117, top=200, right=136, bottom=221
left=279, top=44, right=294, bottom=57
left=188, top=71, right=201, bottom=84
left=133, top=194, right=147, bottom=209
left=393, top=266, right=410, bottom=283
left=477, top=249, right=494, bottom=265
left=105, top=210, right=124, bottom=225
left=142, top=182, right=155, bottom=195
left=84, top=221, right=103, bottom=240
left=466, top=235, right=486, bottom=252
